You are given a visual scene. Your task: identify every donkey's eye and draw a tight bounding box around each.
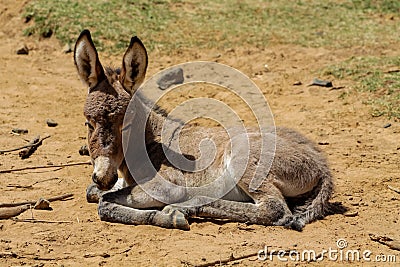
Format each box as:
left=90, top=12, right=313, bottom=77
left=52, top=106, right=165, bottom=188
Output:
left=85, top=121, right=94, bottom=130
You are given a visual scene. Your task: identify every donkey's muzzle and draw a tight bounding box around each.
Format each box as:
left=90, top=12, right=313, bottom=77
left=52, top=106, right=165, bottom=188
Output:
left=92, top=172, right=99, bottom=184
left=92, top=156, right=119, bottom=190
left=92, top=172, right=118, bottom=191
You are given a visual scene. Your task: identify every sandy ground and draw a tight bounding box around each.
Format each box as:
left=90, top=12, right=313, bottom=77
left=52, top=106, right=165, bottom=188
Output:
left=0, top=1, right=399, bottom=266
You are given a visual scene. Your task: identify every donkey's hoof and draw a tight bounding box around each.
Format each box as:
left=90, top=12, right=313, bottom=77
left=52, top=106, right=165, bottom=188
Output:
left=276, top=215, right=304, bottom=231
left=86, top=183, right=101, bottom=203
left=287, top=219, right=304, bottom=231
left=162, top=206, right=190, bottom=230
left=274, top=215, right=304, bottom=231
left=171, top=210, right=190, bottom=230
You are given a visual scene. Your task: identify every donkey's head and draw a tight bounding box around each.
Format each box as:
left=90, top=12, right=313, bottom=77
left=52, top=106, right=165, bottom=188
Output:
left=74, top=30, right=148, bottom=190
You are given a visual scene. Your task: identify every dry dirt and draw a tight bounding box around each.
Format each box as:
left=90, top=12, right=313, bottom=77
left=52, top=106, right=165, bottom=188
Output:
left=0, top=1, right=399, bottom=266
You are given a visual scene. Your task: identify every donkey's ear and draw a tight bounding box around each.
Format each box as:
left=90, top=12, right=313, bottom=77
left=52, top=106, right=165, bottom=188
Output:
left=120, top=36, right=148, bottom=95
left=74, top=30, right=106, bottom=89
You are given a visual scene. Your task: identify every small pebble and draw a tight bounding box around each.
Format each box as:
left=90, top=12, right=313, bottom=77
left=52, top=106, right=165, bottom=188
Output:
left=318, top=141, right=329, bottom=145
left=16, top=44, right=29, bottom=55
left=34, top=198, right=51, bottom=210
left=293, top=81, right=302, bottom=86
left=383, top=123, right=391, bottom=128
left=310, top=78, right=333, bottom=87
left=12, top=128, right=28, bottom=134
left=42, top=29, right=53, bottom=38
left=79, top=145, right=90, bottom=156
left=344, top=210, right=358, bottom=217
left=46, top=119, right=58, bottom=127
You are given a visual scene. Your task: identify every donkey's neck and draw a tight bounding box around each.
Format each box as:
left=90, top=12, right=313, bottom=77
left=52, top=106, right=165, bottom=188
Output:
left=136, top=92, right=183, bottom=146
left=146, top=107, right=166, bottom=143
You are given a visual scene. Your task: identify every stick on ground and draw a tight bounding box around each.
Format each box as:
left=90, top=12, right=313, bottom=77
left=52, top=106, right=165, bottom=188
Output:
left=388, top=185, right=400, bottom=194
left=0, top=204, right=30, bottom=219
left=0, top=135, right=50, bottom=154
left=19, top=135, right=51, bottom=159
left=12, top=218, right=74, bottom=224
left=370, top=234, right=400, bottom=251
left=186, top=252, right=259, bottom=267
left=0, top=161, right=91, bottom=174
left=0, top=193, right=73, bottom=208
left=7, top=177, right=60, bottom=189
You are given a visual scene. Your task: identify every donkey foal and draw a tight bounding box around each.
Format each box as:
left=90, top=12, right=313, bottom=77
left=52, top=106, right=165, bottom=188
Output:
left=74, top=30, right=335, bottom=231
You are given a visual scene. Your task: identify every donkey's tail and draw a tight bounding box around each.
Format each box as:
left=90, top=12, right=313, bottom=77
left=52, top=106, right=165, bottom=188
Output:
left=288, top=170, right=336, bottom=231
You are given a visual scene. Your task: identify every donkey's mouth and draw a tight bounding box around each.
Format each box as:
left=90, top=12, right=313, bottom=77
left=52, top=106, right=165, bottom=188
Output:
left=93, top=174, right=118, bottom=191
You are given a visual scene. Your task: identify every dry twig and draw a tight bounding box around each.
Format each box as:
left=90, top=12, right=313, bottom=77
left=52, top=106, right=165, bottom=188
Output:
left=0, top=193, right=73, bottom=208
left=388, top=185, right=400, bottom=194
left=184, top=252, right=259, bottom=267
left=0, top=161, right=91, bottom=174
left=370, top=234, right=400, bottom=251
left=0, top=251, right=72, bottom=260
left=19, top=135, right=49, bottom=159
left=0, top=135, right=50, bottom=155
left=7, top=177, right=60, bottom=189
left=0, top=204, right=30, bottom=219
left=12, top=218, right=74, bottom=224
left=183, top=248, right=294, bottom=267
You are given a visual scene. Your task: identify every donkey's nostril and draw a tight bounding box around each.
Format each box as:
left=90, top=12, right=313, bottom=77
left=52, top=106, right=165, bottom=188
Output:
left=92, top=173, right=98, bottom=184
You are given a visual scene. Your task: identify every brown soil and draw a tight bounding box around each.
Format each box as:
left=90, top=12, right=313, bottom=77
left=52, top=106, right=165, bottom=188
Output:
left=0, top=1, right=399, bottom=266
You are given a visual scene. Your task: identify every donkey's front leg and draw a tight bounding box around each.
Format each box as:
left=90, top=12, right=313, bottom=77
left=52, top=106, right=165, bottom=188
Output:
left=98, top=187, right=190, bottom=230
left=86, top=178, right=128, bottom=203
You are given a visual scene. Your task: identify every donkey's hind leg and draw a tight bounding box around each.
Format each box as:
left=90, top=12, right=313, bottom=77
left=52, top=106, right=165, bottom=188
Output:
left=98, top=187, right=190, bottom=230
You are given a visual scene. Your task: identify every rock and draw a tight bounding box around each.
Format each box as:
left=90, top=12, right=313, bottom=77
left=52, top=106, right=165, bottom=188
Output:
left=79, top=145, right=90, bottom=156
left=24, top=14, right=33, bottom=23
left=16, top=44, right=29, bottom=55
left=157, top=67, right=184, bottom=90
left=344, top=210, right=358, bottom=217
left=41, top=29, right=53, bottom=38
left=62, top=43, right=72, bottom=54
left=11, top=128, right=28, bottom=134
left=318, top=141, right=329, bottom=145
left=34, top=198, right=51, bottom=210
left=383, top=123, right=391, bottom=128
left=46, top=119, right=58, bottom=127
left=310, top=78, right=333, bottom=87
left=293, top=81, right=302, bottom=86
